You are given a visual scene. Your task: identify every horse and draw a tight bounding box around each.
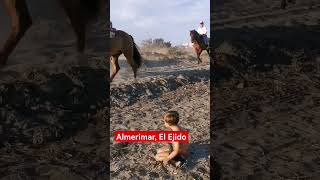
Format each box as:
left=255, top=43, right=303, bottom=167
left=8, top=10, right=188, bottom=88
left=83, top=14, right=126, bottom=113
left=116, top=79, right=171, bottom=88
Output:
left=190, top=30, right=210, bottom=64
left=0, top=0, right=106, bottom=66
left=281, top=0, right=296, bottom=9
left=108, top=30, right=142, bottom=82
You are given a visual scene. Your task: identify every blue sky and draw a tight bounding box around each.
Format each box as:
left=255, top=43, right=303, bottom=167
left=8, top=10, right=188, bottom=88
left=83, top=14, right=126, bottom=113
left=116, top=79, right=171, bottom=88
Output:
left=111, top=0, right=210, bottom=46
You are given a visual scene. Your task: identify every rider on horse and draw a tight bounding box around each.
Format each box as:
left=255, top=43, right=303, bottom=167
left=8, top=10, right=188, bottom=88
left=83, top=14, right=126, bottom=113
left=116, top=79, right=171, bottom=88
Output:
left=197, top=21, right=209, bottom=46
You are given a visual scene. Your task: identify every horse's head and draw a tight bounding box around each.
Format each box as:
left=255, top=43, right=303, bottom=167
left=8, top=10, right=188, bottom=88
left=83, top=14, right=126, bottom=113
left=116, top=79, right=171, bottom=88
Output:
left=190, top=30, right=196, bottom=36
left=190, top=30, right=197, bottom=42
left=190, top=29, right=200, bottom=43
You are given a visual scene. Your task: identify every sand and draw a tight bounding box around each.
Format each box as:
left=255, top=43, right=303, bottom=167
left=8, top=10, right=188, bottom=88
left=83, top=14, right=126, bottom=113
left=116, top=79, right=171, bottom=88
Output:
left=0, top=10, right=110, bottom=179
left=0, top=10, right=211, bottom=179
left=110, top=48, right=210, bottom=179
left=4, top=0, right=319, bottom=179
left=212, top=0, right=320, bottom=179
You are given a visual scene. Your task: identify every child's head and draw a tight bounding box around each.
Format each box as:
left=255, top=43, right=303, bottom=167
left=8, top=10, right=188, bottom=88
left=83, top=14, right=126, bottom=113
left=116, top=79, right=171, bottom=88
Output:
left=163, top=111, right=179, bottom=127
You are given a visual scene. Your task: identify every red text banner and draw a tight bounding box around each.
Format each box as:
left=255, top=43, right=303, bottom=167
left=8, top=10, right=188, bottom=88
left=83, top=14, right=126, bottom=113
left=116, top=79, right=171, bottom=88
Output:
left=114, top=130, right=189, bottom=142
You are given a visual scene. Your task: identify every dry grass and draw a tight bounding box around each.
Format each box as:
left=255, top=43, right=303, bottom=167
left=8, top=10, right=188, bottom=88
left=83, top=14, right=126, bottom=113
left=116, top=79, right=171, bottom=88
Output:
left=139, top=45, right=208, bottom=61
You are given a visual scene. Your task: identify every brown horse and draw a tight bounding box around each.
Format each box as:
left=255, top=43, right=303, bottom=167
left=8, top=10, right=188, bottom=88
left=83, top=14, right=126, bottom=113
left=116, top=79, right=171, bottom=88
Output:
left=190, top=30, right=210, bottom=64
left=281, top=0, right=296, bottom=9
left=108, top=30, right=142, bottom=82
left=0, top=0, right=106, bottom=66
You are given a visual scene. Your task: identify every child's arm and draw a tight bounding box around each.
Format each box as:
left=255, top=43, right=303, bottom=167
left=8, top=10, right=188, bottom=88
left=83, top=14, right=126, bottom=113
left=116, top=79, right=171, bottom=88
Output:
left=166, top=142, right=180, bottom=161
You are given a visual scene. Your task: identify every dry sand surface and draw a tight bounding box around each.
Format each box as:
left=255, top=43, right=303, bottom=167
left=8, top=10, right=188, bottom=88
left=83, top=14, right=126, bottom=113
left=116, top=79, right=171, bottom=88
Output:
left=212, top=0, right=320, bottom=179
left=110, top=47, right=210, bottom=179
left=0, top=7, right=211, bottom=179
left=0, top=66, right=110, bottom=179
left=0, top=9, right=110, bottom=179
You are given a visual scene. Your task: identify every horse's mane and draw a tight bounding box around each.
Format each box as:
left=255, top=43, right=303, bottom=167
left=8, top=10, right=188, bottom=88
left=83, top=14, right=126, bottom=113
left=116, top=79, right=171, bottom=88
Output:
left=190, top=30, right=203, bottom=44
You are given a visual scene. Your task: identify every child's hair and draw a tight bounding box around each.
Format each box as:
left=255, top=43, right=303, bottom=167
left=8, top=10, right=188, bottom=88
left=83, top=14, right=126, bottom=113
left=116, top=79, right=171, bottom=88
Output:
left=163, top=111, right=179, bottom=125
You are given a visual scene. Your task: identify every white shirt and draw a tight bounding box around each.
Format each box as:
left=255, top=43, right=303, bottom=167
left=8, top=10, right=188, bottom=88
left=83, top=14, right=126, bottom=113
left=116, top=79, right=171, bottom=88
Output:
left=197, top=26, right=207, bottom=35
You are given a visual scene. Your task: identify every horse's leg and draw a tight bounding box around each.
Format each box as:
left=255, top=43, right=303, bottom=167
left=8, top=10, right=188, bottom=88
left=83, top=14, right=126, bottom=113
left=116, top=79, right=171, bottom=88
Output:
left=208, top=48, right=215, bottom=64
left=110, top=55, right=120, bottom=82
left=197, top=50, right=203, bottom=64
left=0, top=0, right=32, bottom=65
left=123, top=43, right=137, bottom=79
left=59, top=1, right=88, bottom=65
left=206, top=48, right=213, bottom=62
left=59, top=1, right=86, bottom=52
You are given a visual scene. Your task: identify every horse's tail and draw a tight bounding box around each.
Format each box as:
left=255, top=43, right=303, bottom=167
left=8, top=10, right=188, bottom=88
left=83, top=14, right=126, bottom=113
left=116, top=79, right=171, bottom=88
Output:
left=130, top=35, right=142, bottom=69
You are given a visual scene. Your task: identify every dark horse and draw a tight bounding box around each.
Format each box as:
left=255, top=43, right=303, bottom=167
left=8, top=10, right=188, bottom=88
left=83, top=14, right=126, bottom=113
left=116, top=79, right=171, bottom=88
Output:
left=108, top=30, right=142, bottom=82
left=0, top=0, right=106, bottom=66
left=281, top=0, right=296, bottom=9
left=190, top=30, right=210, bottom=64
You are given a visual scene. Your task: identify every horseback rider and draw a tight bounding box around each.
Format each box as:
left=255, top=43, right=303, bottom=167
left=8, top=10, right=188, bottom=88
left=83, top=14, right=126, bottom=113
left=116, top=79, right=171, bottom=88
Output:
left=197, top=21, right=209, bottom=46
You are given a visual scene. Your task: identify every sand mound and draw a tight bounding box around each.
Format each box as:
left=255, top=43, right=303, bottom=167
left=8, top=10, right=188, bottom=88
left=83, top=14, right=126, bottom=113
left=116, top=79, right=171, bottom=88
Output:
left=0, top=66, right=109, bottom=179
left=111, top=79, right=210, bottom=179
left=0, top=66, right=108, bottom=147
left=212, top=25, right=320, bottom=83
left=111, top=71, right=209, bottom=108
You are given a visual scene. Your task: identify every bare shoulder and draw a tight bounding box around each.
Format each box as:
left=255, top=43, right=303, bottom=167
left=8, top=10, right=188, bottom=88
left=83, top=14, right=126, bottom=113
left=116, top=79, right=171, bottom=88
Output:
left=171, top=125, right=181, bottom=131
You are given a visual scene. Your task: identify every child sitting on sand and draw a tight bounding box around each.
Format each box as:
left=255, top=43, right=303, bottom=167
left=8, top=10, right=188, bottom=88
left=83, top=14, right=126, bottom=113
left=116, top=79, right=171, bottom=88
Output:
left=155, top=111, right=189, bottom=166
